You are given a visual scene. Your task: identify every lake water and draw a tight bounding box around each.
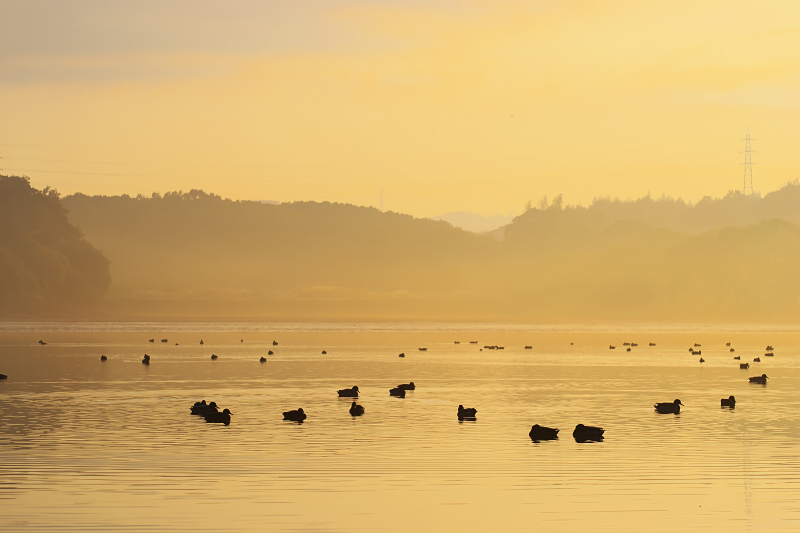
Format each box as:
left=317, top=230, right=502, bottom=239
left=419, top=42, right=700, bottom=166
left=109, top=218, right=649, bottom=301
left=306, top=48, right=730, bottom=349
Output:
left=1, top=322, right=800, bottom=532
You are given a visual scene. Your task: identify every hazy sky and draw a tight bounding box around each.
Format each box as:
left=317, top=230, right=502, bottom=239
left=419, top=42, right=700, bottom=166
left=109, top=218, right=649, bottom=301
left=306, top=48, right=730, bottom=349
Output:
left=2, top=0, right=800, bottom=216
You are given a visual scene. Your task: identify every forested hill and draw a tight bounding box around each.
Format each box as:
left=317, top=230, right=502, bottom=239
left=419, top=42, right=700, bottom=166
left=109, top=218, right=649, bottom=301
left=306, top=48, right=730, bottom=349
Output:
left=0, top=176, right=110, bottom=317
left=59, top=186, right=800, bottom=322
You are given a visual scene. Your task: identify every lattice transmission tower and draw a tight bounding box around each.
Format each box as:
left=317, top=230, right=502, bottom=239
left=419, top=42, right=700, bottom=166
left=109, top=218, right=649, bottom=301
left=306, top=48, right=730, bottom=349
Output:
left=741, top=129, right=756, bottom=196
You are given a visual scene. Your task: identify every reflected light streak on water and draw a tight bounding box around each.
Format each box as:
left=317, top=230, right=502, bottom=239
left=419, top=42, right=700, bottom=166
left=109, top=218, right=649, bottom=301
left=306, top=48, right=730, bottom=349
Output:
left=1, top=324, right=800, bottom=532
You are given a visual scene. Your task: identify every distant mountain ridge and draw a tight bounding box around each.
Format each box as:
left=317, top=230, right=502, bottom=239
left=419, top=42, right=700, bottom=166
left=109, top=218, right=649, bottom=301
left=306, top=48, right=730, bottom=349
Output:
left=428, top=212, right=514, bottom=234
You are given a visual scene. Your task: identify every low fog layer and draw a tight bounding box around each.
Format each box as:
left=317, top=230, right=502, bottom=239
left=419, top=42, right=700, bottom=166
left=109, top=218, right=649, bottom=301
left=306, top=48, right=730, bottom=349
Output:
left=52, top=183, right=800, bottom=321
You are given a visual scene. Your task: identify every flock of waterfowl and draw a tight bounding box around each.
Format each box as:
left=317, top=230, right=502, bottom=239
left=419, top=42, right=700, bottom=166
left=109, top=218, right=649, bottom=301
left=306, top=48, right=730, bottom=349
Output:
left=2, top=337, right=779, bottom=442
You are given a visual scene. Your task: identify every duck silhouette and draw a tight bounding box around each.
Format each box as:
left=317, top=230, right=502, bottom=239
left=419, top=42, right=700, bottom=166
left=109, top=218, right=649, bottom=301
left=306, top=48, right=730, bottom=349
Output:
left=525, top=346, right=532, bottom=349
left=191, top=401, right=219, bottom=415
left=753, top=357, right=760, bottom=362
left=609, top=345, right=615, bottom=349
left=200, top=340, right=204, bottom=345
left=349, top=402, right=365, bottom=416
left=740, top=362, right=750, bottom=369
left=573, top=424, right=604, bottom=442
left=100, top=355, right=107, bottom=361
left=161, top=339, right=168, bottom=343
left=529, top=424, right=559, bottom=440
left=283, top=407, right=306, bottom=421
left=338, top=386, right=359, bottom=397
left=734, top=356, right=740, bottom=360
left=272, top=340, right=278, bottom=346
left=268, top=350, right=273, bottom=355
left=418, top=347, right=427, bottom=351
left=397, top=382, right=415, bottom=390
left=389, top=387, right=406, bottom=397
left=699, top=357, right=705, bottom=362
left=649, top=342, right=656, bottom=346
left=654, top=399, right=683, bottom=414
left=210, top=354, right=218, bottom=360
left=726, top=342, right=731, bottom=346
left=730, top=348, right=735, bottom=352
left=765, top=352, right=774, bottom=357
left=766, top=345, right=773, bottom=351
left=749, top=374, right=768, bottom=384
left=260, top=356, right=267, bottom=363
left=149, top=339, right=154, bottom=343
left=322, top=350, right=327, bottom=354
left=398, top=353, right=405, bottom=358
left=457, top=405, right=477, bottom=418
left=204, top=409, right=232, bottom=425
left=0, top=374, right=7, bottom=380
left=142, top=358, right=150, bottom=365
left=721, top=395, right=736, bottom=407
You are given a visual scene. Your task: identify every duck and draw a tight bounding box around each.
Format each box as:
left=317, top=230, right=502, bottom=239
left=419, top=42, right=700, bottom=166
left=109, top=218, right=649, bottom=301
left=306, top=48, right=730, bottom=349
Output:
left=721, top=395, right=736, bottom=407
left=457, top=405, right=477, bottom=418
left=260, top=356, right=267, bottom=363
left=765, top=352, right=774, bottom=357
left=349, top=402, right=365, bottom=416
left=626, top=347, right=631, bottom=352
left=149, top=339, right=154, bottom=343
left=0, top=374, right=7, bottom=380
left=397, top=382, right=415, bottom=390
left=469, top=341, right=478, bottom=344
left=268, top=350, right=274, bottom=355
left=100, top=355, right=107, bottom=361
left=38, top=340, right=45, bottom=345
left=654, top=399, right=683, bottom=414
left=753, top=357, right=760, bottom=362
left=749, top=374, right=768, bottom=384
left=529, top=424, right=559, bottom=440
left=210, top=354, right=218, bottom=360
left=322, top=350, right=327, bottom=354
left=609, top=345, right=615, bottom=349
left=191, top=401, right=219, bottom=415
left=454, top=341, right=460, bottom=344
left=730, top=348, right=735, bottom=352
left=398, top=353, right=405, bottom=358
left=740, top=363, right=750, bottom=369
left=726, top=342, right=731, bottom=347
left=694, top=343, right=701, bottom=347
left=692, top=350, right=702, bottom=355
left=631, top=343, right=638, bottom=347
left=175, top=343, right=179, bottom=346
left=418, top=347, right=427, bottom=351
left=573, top=424, right=604, bottom=442
left=570, top=342, right=574, bottom=345
left=699, top=357, right=705, bottom=362
left=200, top=340, right=204, bottom=345
left=142, top=358, right=150, bottom=365
left=283, top=408, right=306, bottom=421
left=338, top=386, right=359, bottom=397
left=204, top=409, right=232, bottom=425
left=649, top=342, right=656, bottom=346
left=766, top=345, right=773, bottom=351
left=525, top=346, right=532, bottom=349
left=240, top=339, right=243, bottom=343
left=734, top=356, right=740, bottom=360
left=623, top=342, right=630, bottom=346
left=143, top=354, right=150, bottom=360
left=161, top=339, right=168, bottom=343
left=272, top=340, right=278, bottom=346
left=39, top=340, right=47, bottom=345
left=389, top=387, right=406, bottom=397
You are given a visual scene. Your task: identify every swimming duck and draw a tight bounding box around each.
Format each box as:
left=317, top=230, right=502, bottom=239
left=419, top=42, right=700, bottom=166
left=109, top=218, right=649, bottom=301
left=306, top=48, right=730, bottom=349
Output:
left=418, top=348, right=427, bottom=351
left=397, top=382, right=415, bottom=390
left=734, top=356, right=740, bottom=360
left=649, top=342, right=656, bottom=346
left=268, top=350, right=273, bottom=355
left=699, top=357, right=705, bottom=362
left=609, top=345, right=615, bottom=349
left=692, top=350, right=702, bottom=355
left=730, top=348, right=735, bottom=352
left=457, top=405, right=477, bottom=418
left=470, top=341, right=478, bottom=344
left=283, top=408, right=306, bottom=421
left=338, top=386, right=359, bottom=397
left=398, top=353, right=405, bottom=358
left=631, top=343, right=638, bottom=347
left=529, top=424, right=559, bottom=440
left=570, top=342, right=574, bottom=345
left=0, top=374, right=7, bottom=380
left=349, top=402, right=365, bottom=416
left=573, top=424, right=604, bottom=442
left=200, top=340, right=204, bottom=345
left=204, top=409, right=232, bottom=425
left=753, top=357, right=760, bottom=362
left=765, top=352, right=774, bottom=357
left=626, top=347, right=631, bottom=352
left=454, top=341, right=460, bottom=344
left=749, top=374, right=768, bottom=384
left=143, top=354, right=150, bottom=360
left=260, top=356, right=267, bottom=363
left=694, top=343, right=701, bottom=347
left=525, top=346, right=532, bottom=349
left=211, top=354, right=218, bottom=360
left=766, top=345, right=773, bottom=351
left=721, top=395, right=736, bottom=407
left=726, top=342, right=731, bottom=347
left=389, top=387, right=406, bottom=397
left=142, top=358, right=150, bottom=365
left=191, top=401, right=219, bottom=415
left=654, top=399, right=683, bottom=414
left=39, top=340, right=47, bottom=345
left=100, top=355, right=107, bottom=361
left=161, top=339, right=168, bottom=343
left=740, top=363, right=750, bottom=369
left=149, top=339, right=154, bottom=343
left=272, top=340, right=278, bottom=346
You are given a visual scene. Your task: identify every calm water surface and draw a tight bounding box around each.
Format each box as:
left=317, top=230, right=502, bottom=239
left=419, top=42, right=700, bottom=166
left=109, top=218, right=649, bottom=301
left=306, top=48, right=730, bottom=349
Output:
left=1, top=323, right=800, bottom=532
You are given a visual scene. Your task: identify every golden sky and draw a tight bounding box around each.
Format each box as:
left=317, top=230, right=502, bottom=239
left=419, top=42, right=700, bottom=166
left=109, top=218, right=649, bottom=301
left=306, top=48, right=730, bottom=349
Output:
left=2, top=0, right=800, bottom=217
